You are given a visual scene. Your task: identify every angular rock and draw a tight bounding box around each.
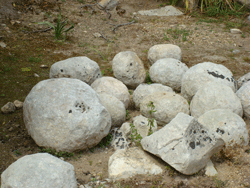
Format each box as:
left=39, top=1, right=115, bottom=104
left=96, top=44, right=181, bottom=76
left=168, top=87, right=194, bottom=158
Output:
left=148, top=44, right=182, bottom=65
left=1, top=102, right=16, bottom=114
left=181, top=62, right=236, bottom=101
left=149, top=58, right=188, bottom=92
left=138, top=6, right=183, bottom=16
left=1, top=153, right=77, bottom=188
left=237, top=72, right=250, bottom=89
left=141, top=113, right=224, bottom=175
left=236, top=81, right=250, bottom=119
left=23, top=78, right=111, bottom=152
left=98, top=0, right=119, bottom=10
left=112, top=51, right=146, bottom=89
left=91, top=77, right=130, bottom=109
left=120, top=122, right=131, bottom=137
left=49, top=56, right=102, bottom=85
left=111, top=127, right=129, bottom=150
left=133, top=115, right=157, bottom=138
left=133, top=83, right=174, bottom=110
left=190, top=82, right=243, bottom=118
left=98, top=93, right=126, bottom=127
left=205, top=159, right=218, bottom=177
left=140, top=92, right=189, bottom=126
left=198, top=109, right=249, bottom=146
left=13, top=100, right=23, bottom=109
left=108, top=147, right=163, bottom=180
left=230, top=28, right=242, bottom=34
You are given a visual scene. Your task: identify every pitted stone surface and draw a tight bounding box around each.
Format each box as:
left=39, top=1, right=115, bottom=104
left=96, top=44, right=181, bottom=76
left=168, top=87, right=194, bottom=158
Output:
left=111, top=128, right=129, bottom=150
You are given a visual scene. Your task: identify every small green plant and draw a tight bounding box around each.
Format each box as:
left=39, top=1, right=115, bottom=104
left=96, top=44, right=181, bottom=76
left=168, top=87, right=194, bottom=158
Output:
left=243, top=57, right=250, bottom=63
left=40, top=148, right=74, bottom=158
left=38, top=8, right=74, bottom=40
left=14, top=150, right=22, bottom=156
left=97, top=133, right=113, bottom=148
left=89, top=160, right=93, bottom=165
left=166, top=28, right=190, bottom=42
left=130, top=123, right=142, bottom=144
left=147, top=101, right=156, bottom=136
left=146, top=71, right=152, bottom=84
left=28, top=57, right=41, bottom=63
left=88, top=42, right=113, bottom=62
left=163, top=32, right=169, bottom=41
left=126, top=110, right=131, bottom=120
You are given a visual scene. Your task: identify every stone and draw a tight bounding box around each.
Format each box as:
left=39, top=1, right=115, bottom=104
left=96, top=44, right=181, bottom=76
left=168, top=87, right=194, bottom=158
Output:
left=140, top=92, right=190, bottom=126
left=198, top=109, right=249, bottom=146
left=141, top=113, right=224, bottom=175
left=111, top=128, right=129, bottom=150
left=230, top=28, right=242, bottom=34
left=112, top=51, right=146, bottom=89
left=98, top=0, right=119, bottom=10
left=0, top=41, right=6, bottom=48
left=91, top=77, right=130, bottom=109
left=138, top=6, right=183, bottom=16
left=148, top=44, right=182, bottom=65
left=149, top=58, right=188, bottom=92
left=108, top=147, right=163, bottom=180
left=205, top=159, right=218, bottom=177
left=1, top=153, right=77, bottom=188
left=132, top=115, right=157, bottom=138
left=1, top=102, right=16, bottom=114
left=236, top=81, right=250, bottom=119
left=50, top=56, right=102, bottom=85
left=23, top=78, right=111, bottom=152
left=237, top=72, right=250, bottom=89
left=190, top=82, right=243, bottom=119
left=181, top=62, right=236, bottom=101
left=133, top=83, right=174, bottom=110
left=13, top=100, right=23, bottom=109
left=98, top=93, right=126, bottom=127
left=120, top=122, right=131, bottom=137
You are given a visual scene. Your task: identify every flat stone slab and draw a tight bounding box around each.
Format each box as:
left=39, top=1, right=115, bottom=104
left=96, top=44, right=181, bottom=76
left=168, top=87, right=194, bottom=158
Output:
left=138, top=6, right=183, bottom=17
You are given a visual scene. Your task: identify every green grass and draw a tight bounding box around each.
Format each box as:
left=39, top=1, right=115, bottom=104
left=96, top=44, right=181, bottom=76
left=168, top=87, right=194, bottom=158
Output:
left=39, top=148, right=74, bottom=158
left=28, top=57, right=41, bottom=63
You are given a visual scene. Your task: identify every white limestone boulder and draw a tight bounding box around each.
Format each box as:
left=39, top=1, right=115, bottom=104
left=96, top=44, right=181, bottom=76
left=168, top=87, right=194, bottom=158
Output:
left=133, top=115, right=157, bottom=138
left=23, top=78, right=111, bottom=152
left=190, top=82, right=243, bottom=119
left=91, top=76, right=130, bottom=109
left=49, top=56, right=101, bottom=85
left=149, top=58, right=188, bottom=91
left=198, top=109, right=249, bottom=147
left=1, top=153, right=77, bottom=188
left=236, top=81, right=250, bottom=119
left=181, top=62, right=236, bottom=101
left=147, top=44, right=182, bottom=65
left=112, top=51, right=146, bottom=89
left=108, top=147, right=163, bottom=180
left=111, top=128, right=129, bottom=150
left=133, top=83, right=174, bottom=110
left=140, top=92, right=189, bottom=126
left=141, top=113, right=224, bottom=175
left=98, top=93, right=126, bottom=127
left=237, top=72, right=250, bottom=89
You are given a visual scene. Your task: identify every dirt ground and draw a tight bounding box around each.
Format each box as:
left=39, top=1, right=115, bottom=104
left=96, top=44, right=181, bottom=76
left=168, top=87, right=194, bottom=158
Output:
left=1, top=0, right=250, bottom=187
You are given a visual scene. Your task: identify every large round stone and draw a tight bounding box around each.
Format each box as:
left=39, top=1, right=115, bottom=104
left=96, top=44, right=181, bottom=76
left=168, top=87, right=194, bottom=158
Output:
left=91, top=76, right=130, bottom=109
left=149, top=58, right=188, bottom=92
left=49, top=56, right=102, bottom=85
left=140, top=92, right=190, bottom=126
left=1, top=153, right=77, bottom=188
left=190, top=82, right=242, bottom=119
left=181, top=62, right=236, bottom=101
left=112, top=51, right=146, bottom=89
left=237, top=72, right=250, bottom=89
left=23, top=78, right=111, bottom=152
left=236, top=81, right=250, bottom=118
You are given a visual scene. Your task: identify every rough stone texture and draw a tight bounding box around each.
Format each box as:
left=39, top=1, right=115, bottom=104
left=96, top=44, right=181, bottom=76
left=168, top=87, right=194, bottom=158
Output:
left=181, top=62, right=236, bottom=102
left=147, top=44, right=182, bottom=65
left=237, top=72, right=250, bottom=89
left=138, top=5, right=183, bottom=16
left=98, top=0, right=119, bottom=10
left=149, top=58, right=188, bottom=92
left=98, top=93, right=126, bottom=127
left=236, top=81, right=250, bottom=119
left=205, top=159, right=218, bottom=177
left=1, top=153, right=77, bottom=188
left=23, top=78, right=111, bottom=152
left=140, top=92, right=190, bottom=126
left=236, top=0, right=250, bottom=8
left=13, top=100, right=23, bottom=109
left=190, top=82, right=243, bottom=119
left=133, top=115, right=157, bottom=138
left=230, top=28, right=242, bottom=34
left=91, top=76, right=130, bottom=109
left=49, top=56, right=101, bottom=85
left=141, top=113, right=224, bottom=175
left=198, top=109, right=249, bottom=146
left=111, top=128, right=129, bottom=150
left=108, top=147, right=163, bottom=180
left=133, top=83, right=174, bottom=110
left=112, top=51, right=146, bottom=89
left=1, top=102, right=16, bottom=114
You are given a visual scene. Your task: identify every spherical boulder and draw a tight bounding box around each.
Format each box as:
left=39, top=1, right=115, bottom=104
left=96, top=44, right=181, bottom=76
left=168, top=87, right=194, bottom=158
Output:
left=98, top=93, right=126, bottom=127
left=190, top=82, right=243, bottom=119
left=181, top=62, right=236, bottom=101
left=49, top=56, right=102, bottom=85
left=149, top=58, right=188, bottom=92
left=23, top=78, right=111, bottom=152
left=91, top=76, right=130, bottom=109
left=236, top=81, right=250, bottom=118
left=1, top=153, right=77, bottom=188
left=147, top=44, right=182, bottom=65
left=112, top=51, right=146, bottom=89
left=133, top=83, right=174, bottom=110
left=140, top=92, right=190, bottom=126
left=198, top=109, right=249, bottom=147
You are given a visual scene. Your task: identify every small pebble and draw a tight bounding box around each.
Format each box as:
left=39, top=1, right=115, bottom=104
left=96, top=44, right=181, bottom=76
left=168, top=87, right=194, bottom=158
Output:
left=40, top=65, right=48, bottom=68
left=14, top=100, right=23, bottom=109
left=230, top=28, right=242, bottom=34
left=34, top=73, right=40, bottom=77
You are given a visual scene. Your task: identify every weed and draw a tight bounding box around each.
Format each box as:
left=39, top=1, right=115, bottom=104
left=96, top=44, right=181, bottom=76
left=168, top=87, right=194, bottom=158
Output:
left=101, top=70, right=105, bottom=76
left=14, top=150, right=22, bottom=156
left=166, top=27, right=190, bottom=42
left=146, top=71, right=152, bottom=84
left=89, top=160, right=93, bottom=165
left=0, top=64, right=12, bottom=73
left=214, top=178, right=226, bottom=188
left=147, top=101, right=156, bottom=136
left=28, top=57, right=41, bottom=63
left=163, top=32, right=169, bottom=41
left=39, top=148, right=74, bottom=158
left=129, top=90, right=133, bottom=95
left=130, top=123, right=143, bottom=144
left=88, top=42, right=113, bottom=62
left=243, top=57, right=250, bottom=63
left=126, top=110, right=131, bottom=120
left=97, top=133, right=113, bottom=148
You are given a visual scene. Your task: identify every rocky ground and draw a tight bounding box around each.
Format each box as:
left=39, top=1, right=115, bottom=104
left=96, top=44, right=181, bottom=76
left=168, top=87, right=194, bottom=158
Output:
left=1, top=0, right=250, bottom=187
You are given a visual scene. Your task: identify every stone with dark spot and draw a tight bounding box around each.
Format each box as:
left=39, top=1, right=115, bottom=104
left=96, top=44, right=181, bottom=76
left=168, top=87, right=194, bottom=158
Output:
left=237, top=72, right=250, bottom=89
left=237, top=81, right=250, bottom=119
